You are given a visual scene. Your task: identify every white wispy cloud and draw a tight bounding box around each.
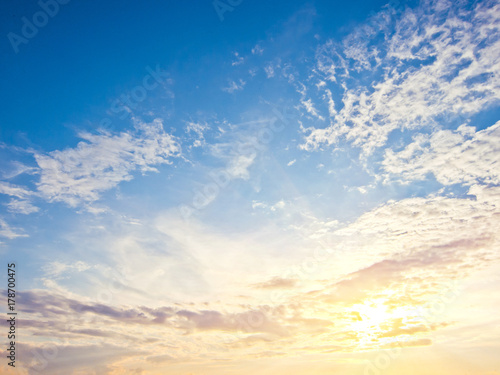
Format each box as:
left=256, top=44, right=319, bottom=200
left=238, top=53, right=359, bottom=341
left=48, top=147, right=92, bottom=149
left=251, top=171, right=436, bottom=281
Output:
left=186, top=120, right=209, bottom=148
left=307, top=185, right=500, bottom=296
left=42, top=261, right=92, bottom=277
left=35, top=119, right=180, bottom=207
left=252, top=276, right=297, bottom=289
left=0, top=181, right=39, bottom=214
left=222, top=79, right=246, bottom=93
left=302, top=0, right=500, bottom=155
left=5, top=199, right=39, bottom=214
left=209, top=140, right=257, bottom=181
left=226, top=154, right=256, bottom=180
left=0, top=181, right=34, bottom=199
left=0, top=161, right=38, bottom=179
left=0, top=218, right=28, bottom=239
left=252, top=44, right=264, bottom=55
left=296, top=82, right=325, bottom=121
left=231, top=52, right=245, bottom=66
left=264, top=65, right=275, bottom=78
left=382, top=121, right=500, bottom=185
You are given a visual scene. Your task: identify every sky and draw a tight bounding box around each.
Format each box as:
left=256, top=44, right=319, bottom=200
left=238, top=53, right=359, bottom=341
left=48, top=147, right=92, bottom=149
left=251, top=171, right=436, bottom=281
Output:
left=0, top=0, right=500, bottom=374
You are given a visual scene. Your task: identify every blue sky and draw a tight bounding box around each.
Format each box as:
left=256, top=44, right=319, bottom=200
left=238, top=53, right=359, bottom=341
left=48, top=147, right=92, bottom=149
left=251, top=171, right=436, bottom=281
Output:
left=1, top=0, right=500, bottom=374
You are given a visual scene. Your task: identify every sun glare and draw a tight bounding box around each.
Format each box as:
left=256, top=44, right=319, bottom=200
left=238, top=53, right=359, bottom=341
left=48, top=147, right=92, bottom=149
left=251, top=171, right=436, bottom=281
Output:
left=348, top=298, right=420, bottom=349
left=351, top=300, right=391, bottom=333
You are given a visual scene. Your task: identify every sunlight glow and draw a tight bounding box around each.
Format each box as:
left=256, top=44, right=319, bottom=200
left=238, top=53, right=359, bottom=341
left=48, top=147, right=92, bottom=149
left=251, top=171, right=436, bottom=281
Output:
left=351, top=299, right=391, bottom=334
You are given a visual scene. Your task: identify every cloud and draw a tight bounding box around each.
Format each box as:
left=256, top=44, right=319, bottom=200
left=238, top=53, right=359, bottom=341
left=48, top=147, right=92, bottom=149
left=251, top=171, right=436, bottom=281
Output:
left=304, top=184, right=500, bottom=315
left=382, top=338, right=433, bottom=348
left=252, top=44, right=264, bottom=55
left=262, top=58, right=284, bottom=79
left=382, top=121, right=500, bottom=186
left=3, top=3, right=498, bottom=370
left=377, top=318, right=439, bottom=338
left=42, top=261, right=92, bottom=277
left=302, top=0, right=500, bottom=155
left=264, top=64, right=275, bottom=78
left=252, top=277, right=298, bottom=289
left=209, top=124, right=275, bottom=182
left=5, top=198, right=39, bottom=214
left=146, top=354, right=175, bottom=363
left=17, top=289, right=176, bottom=324
left=0, top=181, right=34, bottom=199
left=296, top=82, right=325, bottom=121
left=0, top=161, right=38, bottom=179
left=176, top=308, right=288, bottom=336
left=185, top=121, right=209, bottom=148
left=231, top=52, right=245, bottom=66
left=8, top=183, right=500, bottom=368
left=15, top=343, right=139, bottom=375
left=222, top=79, right=246, bottom=93
left=0, top=182, right=39, bottom=215
left=16, top=287, right=293, bottom=340
left=0, top=218, right=28, bottom=239
left=34, top=118, right=180, bottom=207
left=226, top=154, right=256, bottom=180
